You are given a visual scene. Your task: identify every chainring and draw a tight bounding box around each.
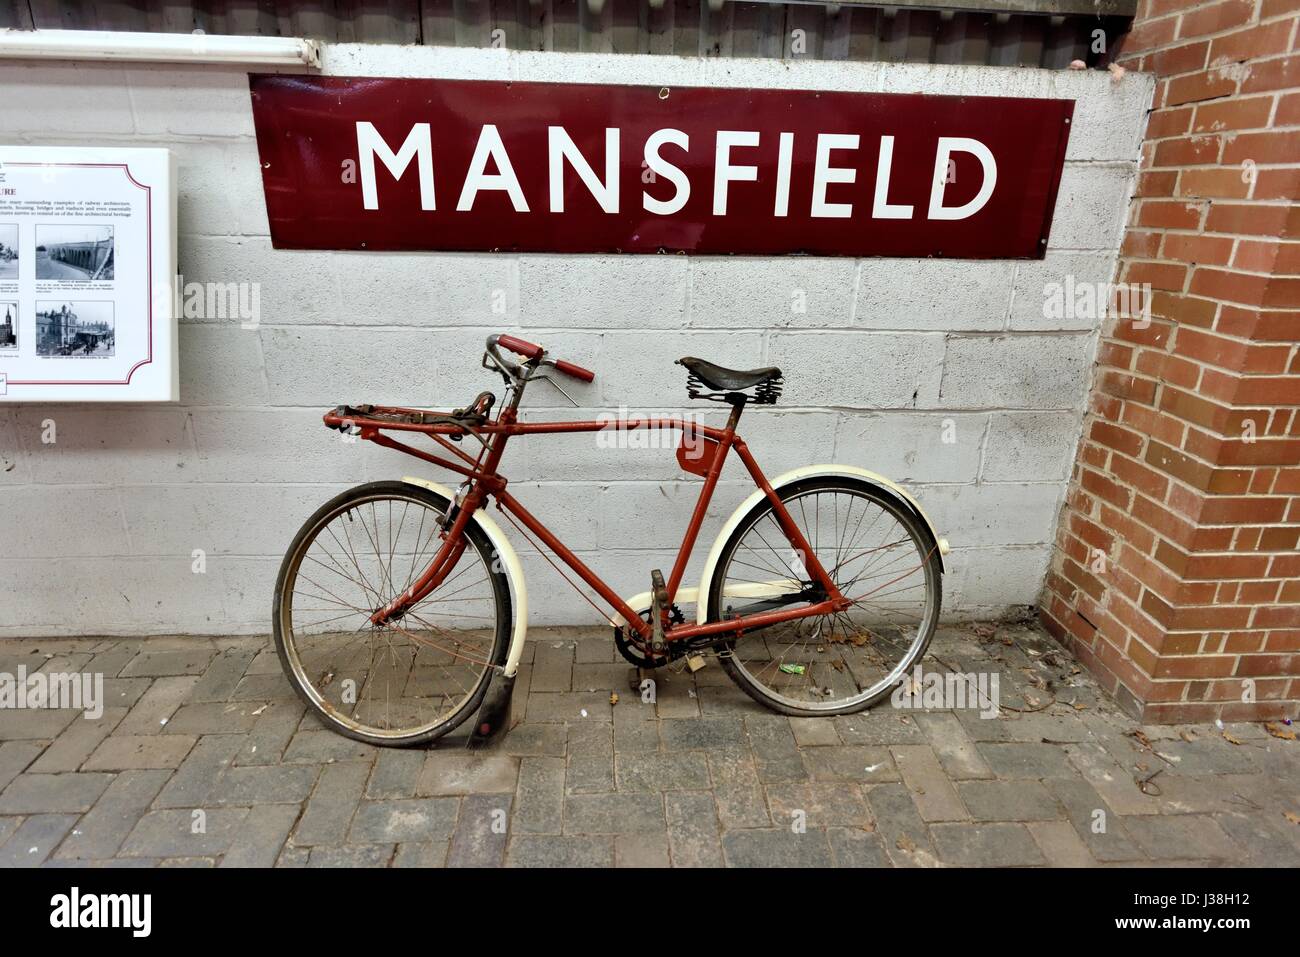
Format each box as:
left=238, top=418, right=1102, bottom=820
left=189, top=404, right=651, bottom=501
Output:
left=614, top=604, right=686, bottom=668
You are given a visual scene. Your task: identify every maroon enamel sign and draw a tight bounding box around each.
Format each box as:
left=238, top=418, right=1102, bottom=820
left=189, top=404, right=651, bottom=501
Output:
left=249, top=75, right=1073, bottom=259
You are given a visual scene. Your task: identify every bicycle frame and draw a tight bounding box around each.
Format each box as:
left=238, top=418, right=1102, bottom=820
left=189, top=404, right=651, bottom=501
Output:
left=323, top=392, right=852, bottom=648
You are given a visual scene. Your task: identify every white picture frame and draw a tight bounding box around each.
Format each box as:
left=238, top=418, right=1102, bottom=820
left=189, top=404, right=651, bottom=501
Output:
left=0, top=146, right=177, bottom=402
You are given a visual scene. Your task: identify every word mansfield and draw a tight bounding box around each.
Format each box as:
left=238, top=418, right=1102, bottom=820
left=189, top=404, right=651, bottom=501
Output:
left=0, top=666, right=103, bottom=719
left=357, top=123, right=997, bottom=222
left=50, top=888, right=151, bottom=938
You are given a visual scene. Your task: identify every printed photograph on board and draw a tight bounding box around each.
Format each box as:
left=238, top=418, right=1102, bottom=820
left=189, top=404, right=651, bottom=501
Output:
left=36, top=300, right=114, bottom=357
left=35, top=223, right=115, bottom=281
left=0, top=224, right=17, bottom=279
left=0, top=301, right=16, bottom=350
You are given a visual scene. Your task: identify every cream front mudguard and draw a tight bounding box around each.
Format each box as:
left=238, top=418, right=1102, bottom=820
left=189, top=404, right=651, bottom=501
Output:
left=401, top=476, right=528, bottom=679
left=691, top=465, right=951, bottom=625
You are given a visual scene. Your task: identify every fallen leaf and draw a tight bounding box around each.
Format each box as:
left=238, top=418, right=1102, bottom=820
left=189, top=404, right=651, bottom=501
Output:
left=1264, top=722, right=1296, bottom=741
left=1284, top=811, right=1300, bottom=826
left=609, top=692, right=619, bottom=707
left=1179, top=730, right=1196, bottom=743
left=896, top=835, right=916, bottom=852
left=1223, top=731, right=1243, bottom=746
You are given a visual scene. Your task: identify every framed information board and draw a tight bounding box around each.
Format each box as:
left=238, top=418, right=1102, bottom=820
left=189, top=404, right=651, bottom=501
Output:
left=0, top=146, right=177, bottom=402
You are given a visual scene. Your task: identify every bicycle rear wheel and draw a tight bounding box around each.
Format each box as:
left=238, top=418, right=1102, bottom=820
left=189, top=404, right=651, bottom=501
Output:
left=707, top=477, right=942, bottom=717
left=273, top=481, right=510, bottom=746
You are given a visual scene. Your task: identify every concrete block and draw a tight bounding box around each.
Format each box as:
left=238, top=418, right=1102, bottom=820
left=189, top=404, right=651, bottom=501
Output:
left=518, top=255, right=687, bottom=329
left=689, top=257, right=856, bottom=329
left=940, top=335, right=1093, bottom=409
left=835, top=412, right=985, bottom=483
left=771, top=331, right=944, bottom=409
left=856, top=259, right=1014, bottom=331
left=982, top=411, right=1083, bottom=482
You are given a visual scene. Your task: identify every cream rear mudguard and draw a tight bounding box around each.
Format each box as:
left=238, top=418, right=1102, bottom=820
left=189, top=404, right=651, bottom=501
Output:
left=692, top=465, right=950, bottom=625
left=401, top=477, right=528, bottom=679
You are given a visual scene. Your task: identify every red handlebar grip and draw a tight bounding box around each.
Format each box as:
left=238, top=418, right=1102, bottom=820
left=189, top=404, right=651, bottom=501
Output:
left=554, top=359, right=596, bottom=383
left=496, top=334, right=543, bottom=359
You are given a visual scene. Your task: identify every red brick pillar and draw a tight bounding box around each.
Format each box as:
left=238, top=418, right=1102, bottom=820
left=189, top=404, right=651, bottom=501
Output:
left=1041, top=0, right=1299, bottom=723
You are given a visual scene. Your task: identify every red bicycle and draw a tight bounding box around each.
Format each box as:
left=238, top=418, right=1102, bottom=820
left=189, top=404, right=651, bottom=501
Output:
left=273, top=334, right=950, bottom=746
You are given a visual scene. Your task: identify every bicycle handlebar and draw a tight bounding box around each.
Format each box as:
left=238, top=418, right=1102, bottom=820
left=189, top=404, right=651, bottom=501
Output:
left=487, top=334, right=596, bottom=384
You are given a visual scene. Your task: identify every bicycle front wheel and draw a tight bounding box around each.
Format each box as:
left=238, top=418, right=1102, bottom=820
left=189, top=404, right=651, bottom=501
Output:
left=707, top=477, right=942, bottom=717
left=273, top=481, right=511, bottom=746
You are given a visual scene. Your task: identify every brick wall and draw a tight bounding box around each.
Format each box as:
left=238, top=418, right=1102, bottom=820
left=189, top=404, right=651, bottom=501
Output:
left=1041, top=0, right=1300, bottom=723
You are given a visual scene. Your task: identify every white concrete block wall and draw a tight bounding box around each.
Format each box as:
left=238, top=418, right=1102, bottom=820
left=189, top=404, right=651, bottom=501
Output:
left=0, top=46, right=1154, bottom=637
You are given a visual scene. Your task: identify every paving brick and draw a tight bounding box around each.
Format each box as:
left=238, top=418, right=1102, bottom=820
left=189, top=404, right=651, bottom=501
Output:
left=366, top=748, right=424, bottom=799
left=0, top=708, right=79, bottom=741
left=349, top=798, right=460, bottom=843
left=1028, top=820, right=1097, bottom=867
left=393, top=842, right=450, bottom=867
left=220, top=804, right=301, bottom=867
left=1043, top=776, right=1146, bottom=862
left=210, top=764, right=317, bottom=805
left=507, top=834, right=614, bottom=867
left=709, top=751, right=772, bottom=829
left=976, top=742, right=1075, bottom=779
left=0, top=772, right=113, bottom=813
left=121, top=648, right=217, bottom=678
left=659, top=716, right=748, bottom=752
left=164, top=701, right=264, bottom=735
left=282, top=729, right=377, bottom=764
left=804, top=745, right=900, bottom=784
left=83, top=734, right=197, bottom=770
left=1122, top=814, right=1242, bottom=861
left=745, top=714, right=810, bottom=783
left=722, top=828, right=834, bottom=868
left=29, top=706, right=126, bottom=773
left=827, top=826, right=891, bottom=867
left=890, top=745, right=969, bottom=822
left=912, top=712, right=995, bottom=780
left=834, top=712, right=927, bottom=745
left=616, top=831, right=671, bottom=867
left=867, top=783, right=941, bottom=868
left=0, top=814, right=80, bottom=867
left=513, top=756, right=565, bottom=834
left=498, top=723, right=566, bottom=757
left=188, top=648, right=257, bottom=702
left=417, top=753, right=519, bottom=796
left=117, top=676, right=200, bottom=734
left=119, top=808, right=250, bottom=858
left=931, top=822, right=1047, bottom=866
left=308, top=844, right=394, bottom=867
left=957, top=780, right=1061, bottom=822
left=525, top=691, right=612, bottom=723
left=565, top=791, right=665, bottom=833
left=154, top=734, right=243, bottom=808
left=615, top=751, right=711, bottom=791
left=664, top=790, right=724, bottom=867
left=0, top=741, right=44, bottom=789
left=765, top=782, right=874, bottom=828
left=234, top=701, right=303, bottom=766
left=567, top=753, right=615, bottom=793
left=447, top=793, right=512, bottom=867
left=530, top=641, right=574, bottom=693
left=789, top=716, right=841, bottom=747
left=54, top=769, right=171, bottom=860
left=612, top=703, right=660, bottom=752
left=293, top=761, right=369, bottom=846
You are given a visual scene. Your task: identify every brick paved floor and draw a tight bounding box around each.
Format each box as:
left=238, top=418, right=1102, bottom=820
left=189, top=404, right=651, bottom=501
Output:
left=1, top=621, right=1297, bottom=867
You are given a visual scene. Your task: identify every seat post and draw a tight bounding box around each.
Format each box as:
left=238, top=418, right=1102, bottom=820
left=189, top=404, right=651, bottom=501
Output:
left=723, top=397, right=745, bottom=436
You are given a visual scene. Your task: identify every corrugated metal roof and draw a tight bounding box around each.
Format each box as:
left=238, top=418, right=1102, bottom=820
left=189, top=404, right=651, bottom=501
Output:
left=1, top=1, right=1130, bottom=67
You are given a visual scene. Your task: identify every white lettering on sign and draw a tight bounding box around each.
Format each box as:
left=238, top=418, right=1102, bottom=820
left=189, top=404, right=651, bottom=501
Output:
left=355, top=122, right=999, bottom=222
